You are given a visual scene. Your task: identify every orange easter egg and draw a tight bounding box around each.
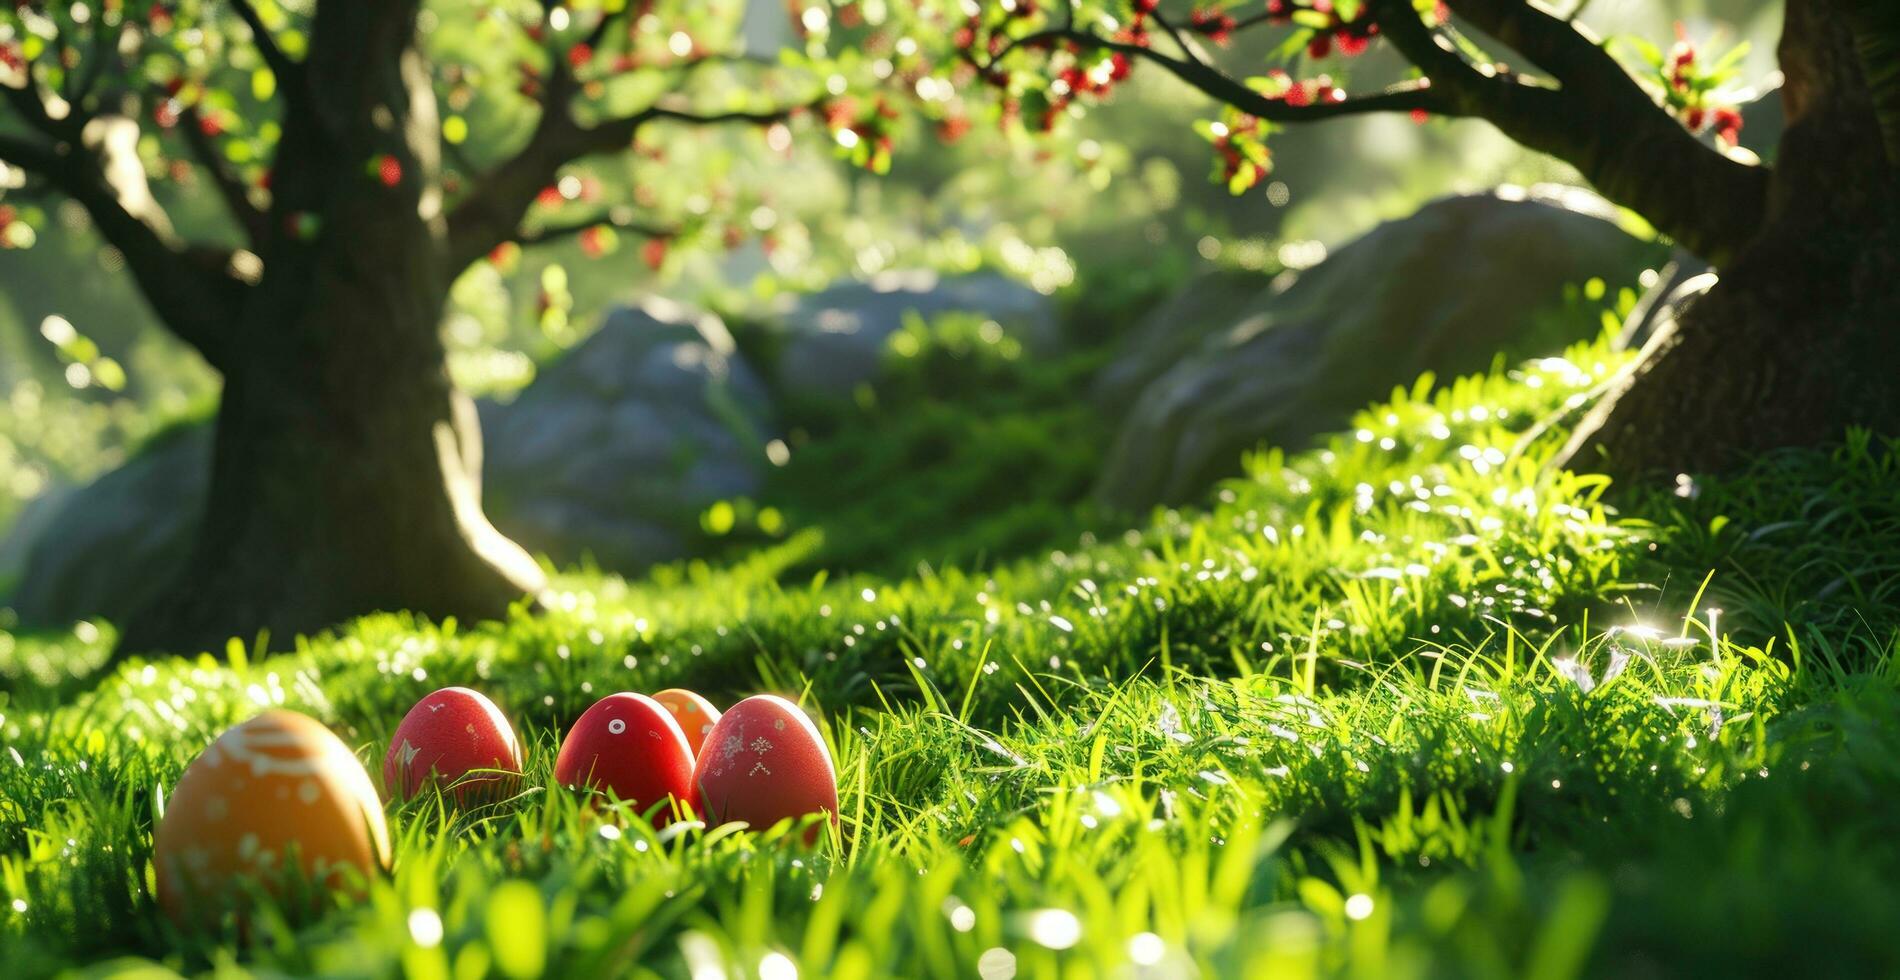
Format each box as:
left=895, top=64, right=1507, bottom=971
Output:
left=153, top=710, right=391, bottom=928
left=652, top=688, right=721, bottom=756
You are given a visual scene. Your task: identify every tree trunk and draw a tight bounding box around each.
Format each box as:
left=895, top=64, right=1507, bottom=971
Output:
left=114, top=5, right=545, bottom=656
left=1557, top=0, right=1900, bottom=482
left=114, top=283, right=546, bottom=657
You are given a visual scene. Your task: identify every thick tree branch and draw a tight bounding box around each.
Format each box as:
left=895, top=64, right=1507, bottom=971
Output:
left=0, top=131, right=62, bottom=174
left=5, top=64, right=250, bottom=367
left=995, top=2, right=1772, bottom=262
left=3, top=76, right=84, bottom=143
left=0, top=122, right=249, bottom=369
left=1363, top=0, right=1771, bottom=263
left=1446, top=0, right=1635, bottom=93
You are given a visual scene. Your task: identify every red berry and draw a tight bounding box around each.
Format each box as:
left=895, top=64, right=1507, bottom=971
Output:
left=578, top=225, right=606, bottom=258
left=642, top=236, right=668, bottom=270
left=377, top=155, right=402, bottom=188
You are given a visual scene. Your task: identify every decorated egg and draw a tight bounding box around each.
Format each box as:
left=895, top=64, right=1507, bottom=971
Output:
left=691, top=695, right=838, bottom=842
left=154, top=710, right=391, bottom=927
left=652, top=688, right=721, bottom=756
left=553, top=692, right=696, bottom=823
left=382, top=687, right=523, bottom=803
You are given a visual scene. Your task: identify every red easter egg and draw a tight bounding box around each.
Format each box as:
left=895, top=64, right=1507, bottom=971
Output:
left=383, top=687, right=523, bottom=803
left=652, top=688, right=721, bottom=756
left=692, top=695, right=838, bottom=842
left=554, top=693, right=696, bottom=824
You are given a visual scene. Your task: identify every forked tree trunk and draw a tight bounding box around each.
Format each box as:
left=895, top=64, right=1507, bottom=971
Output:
left=1558, top=1, right=1900, bottom=480
left=115, top=7, right=545, bottom=656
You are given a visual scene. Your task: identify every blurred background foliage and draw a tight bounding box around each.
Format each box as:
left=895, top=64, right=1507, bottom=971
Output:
left=0, top=0, right=1785, bottom=554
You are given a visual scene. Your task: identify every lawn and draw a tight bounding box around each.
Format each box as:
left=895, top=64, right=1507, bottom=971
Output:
left=5, top=331, right=1900, bottom=978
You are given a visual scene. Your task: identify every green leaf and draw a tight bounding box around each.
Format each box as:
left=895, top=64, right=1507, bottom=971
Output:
left=1616, top=35, right=1665, bottom=70
left=1227, top=161, right=1257, bottom=195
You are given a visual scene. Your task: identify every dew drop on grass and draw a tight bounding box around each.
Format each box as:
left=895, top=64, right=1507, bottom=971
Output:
left=1027, top=909, right=1081, bottom=949
left=1344, top=894, right=1374, bottom=920
left=943, top=897, right=976, bottom=932
left=408, top=907, right=443, bottom=948
left=977, top=948, right=1016, bottom=980
left=758, top=952, right=797, bottom=980
left=1128, top=932, right=1165, bottom=965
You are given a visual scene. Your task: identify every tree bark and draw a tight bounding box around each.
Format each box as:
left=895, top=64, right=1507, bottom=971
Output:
left=1557, top=0, right=1900, bottom=483
left=114, top=1, right=545, bottom=656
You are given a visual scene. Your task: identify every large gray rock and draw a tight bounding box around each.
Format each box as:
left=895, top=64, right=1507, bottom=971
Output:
left=481, top=297, right=774, bottom=572
left=2, top=298, right=775, bottom=628
left=0, top=482, right=75, bottom=592
left=1092, top=267, right=1276, bottom=411
left=771, top=269, right=1059, bottom=400
left=3, top=426, right=207, bottom=627
left=1095, top=187, right=1664, bottom=510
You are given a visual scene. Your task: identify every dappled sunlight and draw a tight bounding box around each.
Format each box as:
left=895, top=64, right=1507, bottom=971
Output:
left=4, top=0, right=1897, bottom=974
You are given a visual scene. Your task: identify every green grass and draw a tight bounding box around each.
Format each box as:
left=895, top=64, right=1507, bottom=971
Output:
left=4, top=331, right=1900, bottom=978
left=717, top=310, right=1114, bottom=578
